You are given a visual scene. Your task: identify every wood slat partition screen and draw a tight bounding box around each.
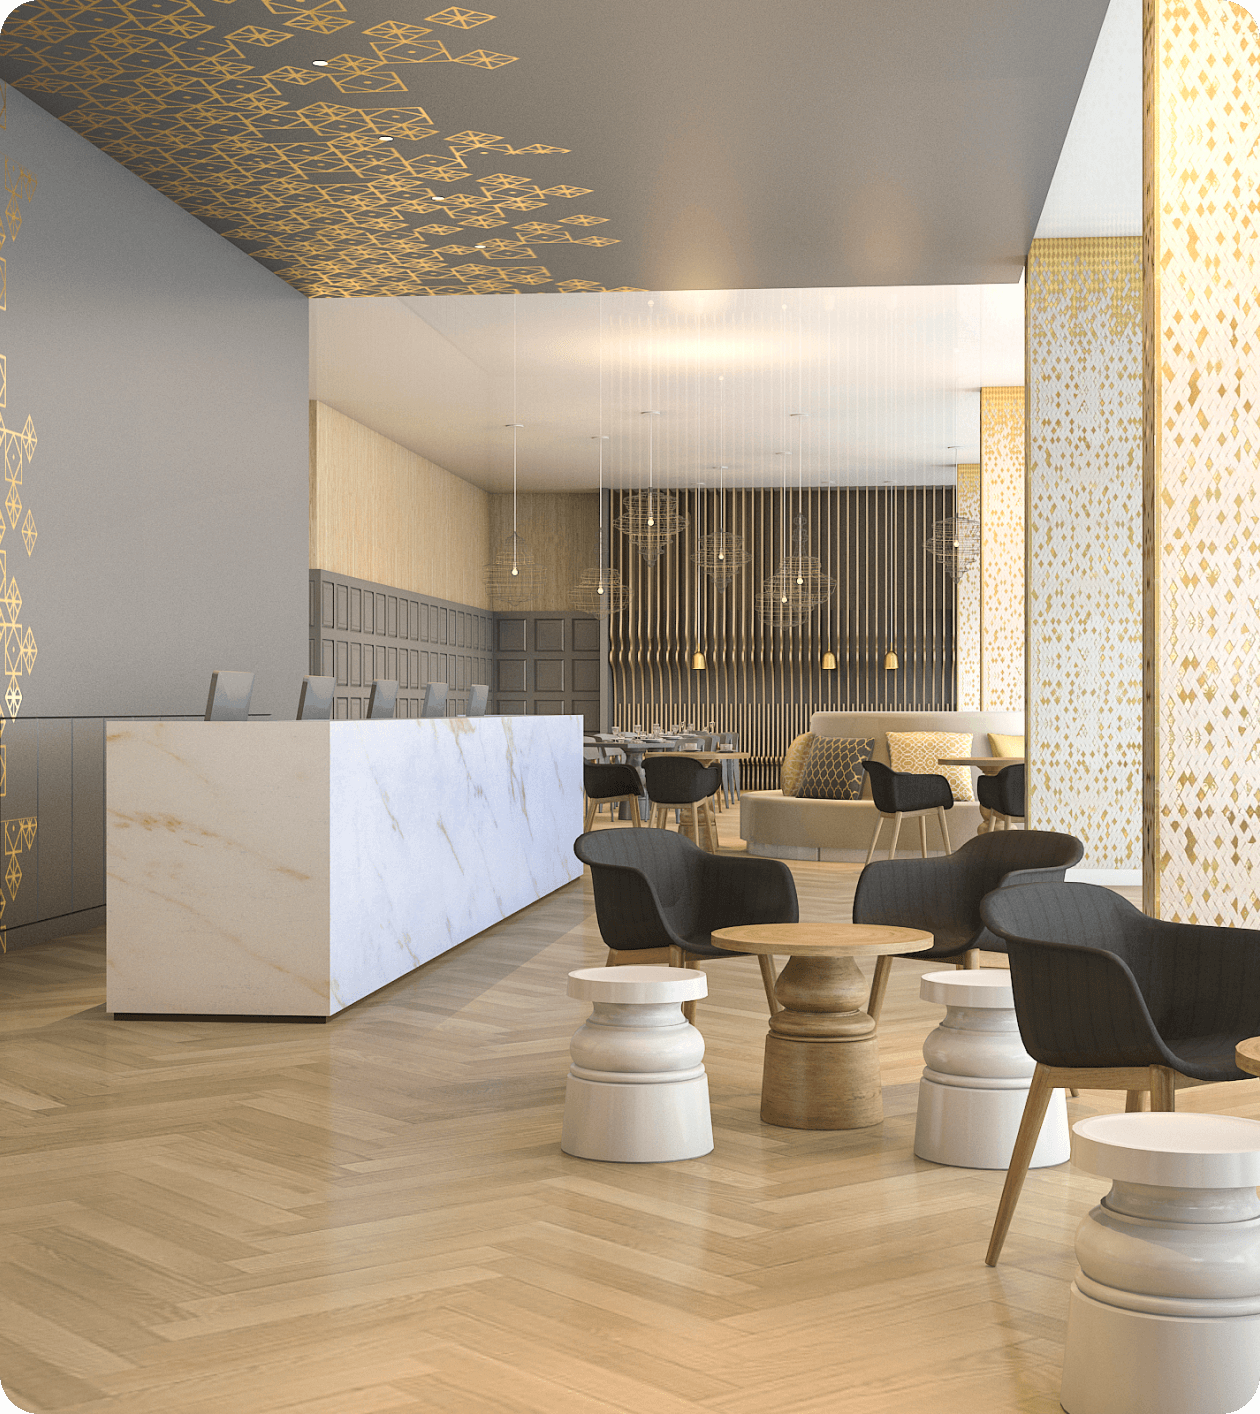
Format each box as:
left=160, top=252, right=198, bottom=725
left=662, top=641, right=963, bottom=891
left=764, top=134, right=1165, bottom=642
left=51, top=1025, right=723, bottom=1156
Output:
left=609, top=487, right=956, bottom=790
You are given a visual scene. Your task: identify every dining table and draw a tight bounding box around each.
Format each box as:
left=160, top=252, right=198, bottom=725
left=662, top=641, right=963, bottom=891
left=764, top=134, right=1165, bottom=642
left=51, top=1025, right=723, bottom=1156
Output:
left=937, top=755, right=1025, bottom=834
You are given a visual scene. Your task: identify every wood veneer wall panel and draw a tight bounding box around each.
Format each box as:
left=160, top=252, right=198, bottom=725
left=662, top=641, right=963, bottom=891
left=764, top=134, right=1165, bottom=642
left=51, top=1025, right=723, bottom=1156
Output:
left=310, top=402, right=491, bottom=609
left=488, top=493, right=600, bottom=613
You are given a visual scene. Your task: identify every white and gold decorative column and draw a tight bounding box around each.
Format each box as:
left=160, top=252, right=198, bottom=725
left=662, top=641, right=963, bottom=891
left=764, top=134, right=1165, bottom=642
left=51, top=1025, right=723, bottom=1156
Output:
left=1143, top=0, right=1260, bottom=923
left=956, top=463, right=980, bottom=710
left=1026, top=238, right=1142, bottom=867
left=979, top=387, right=1025, bottom=712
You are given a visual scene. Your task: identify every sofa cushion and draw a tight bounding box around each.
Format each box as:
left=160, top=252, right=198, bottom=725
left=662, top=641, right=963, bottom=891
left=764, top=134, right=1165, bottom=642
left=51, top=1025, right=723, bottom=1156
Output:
left=780, top=733, right=816, bottom=796
left=989, top=732, right=1025, bottom=758
left=796, top=737, right=873, bottom=800
left=887, top=730, right=974, bottom=801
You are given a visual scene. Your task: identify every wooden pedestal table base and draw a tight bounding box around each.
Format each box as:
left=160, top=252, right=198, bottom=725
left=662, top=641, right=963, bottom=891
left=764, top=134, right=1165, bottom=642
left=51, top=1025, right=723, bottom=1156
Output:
left=712, top=923, right=932, bottom=1130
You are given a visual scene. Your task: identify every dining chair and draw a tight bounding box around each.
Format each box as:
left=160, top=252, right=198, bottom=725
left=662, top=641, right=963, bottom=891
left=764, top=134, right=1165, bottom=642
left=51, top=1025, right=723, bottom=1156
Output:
left=851, top=828, right=1084, bottom=1023
left=574, top=827, right=797, bottom=1024
left=582, top=762, right=644, bottom=831
left=977, top=762, right=1025, bottom=829
left=861, top=759, right=954, bottom=865
left=717, top=732, right=741, bottom=806
left=978, top=882, right=1260, bottom=1265
left=644, top=756, right=722, bottom=851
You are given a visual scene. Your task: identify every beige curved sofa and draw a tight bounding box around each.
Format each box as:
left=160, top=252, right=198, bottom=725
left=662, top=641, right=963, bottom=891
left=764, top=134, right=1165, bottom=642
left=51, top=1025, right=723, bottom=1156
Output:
left=741, top=710, right=1025, bottom=862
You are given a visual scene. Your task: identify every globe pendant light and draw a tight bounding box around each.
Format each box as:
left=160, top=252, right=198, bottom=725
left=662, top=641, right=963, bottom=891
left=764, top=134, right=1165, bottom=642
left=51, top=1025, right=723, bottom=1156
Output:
left=570, top=436, right=629, bottom=615
left=614, top=411, right=686, bottom=564
left=755, top=415, right=834, bottom=628
left=695, top=377, right=748, bottom=590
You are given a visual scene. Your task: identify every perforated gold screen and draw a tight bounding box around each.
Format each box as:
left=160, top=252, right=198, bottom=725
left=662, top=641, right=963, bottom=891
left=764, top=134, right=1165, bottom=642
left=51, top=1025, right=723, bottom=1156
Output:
left=955, top=463, right=980, bottom=711
left=1026, top=238, right=1142, bottom=868
left=980, top=387, right=1024, bottom=713
left=1143, top=0, right=1260, bottom=924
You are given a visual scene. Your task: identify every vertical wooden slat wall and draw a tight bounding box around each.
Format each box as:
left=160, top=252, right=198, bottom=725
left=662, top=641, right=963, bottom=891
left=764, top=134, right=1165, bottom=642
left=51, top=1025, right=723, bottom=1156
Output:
left=609, top=486, right=956, bottom=790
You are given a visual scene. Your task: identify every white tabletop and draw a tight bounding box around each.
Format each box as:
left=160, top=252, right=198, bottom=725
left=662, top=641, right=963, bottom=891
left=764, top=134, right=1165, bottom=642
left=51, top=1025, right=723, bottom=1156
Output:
left=1072, top=1112, right=1260, bottom=1188
left=919, top=968, right=1014, bottom=1008
left=568, top=965, right=708, bottom=1003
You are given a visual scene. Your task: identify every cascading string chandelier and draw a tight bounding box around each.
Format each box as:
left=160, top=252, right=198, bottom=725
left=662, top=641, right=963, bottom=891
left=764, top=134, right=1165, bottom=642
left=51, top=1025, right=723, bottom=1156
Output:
left=694, top=374, right=749, bottom=591
left=755, top=411, right=835, bottom=628
left=484, top=294, right=544, bottom=608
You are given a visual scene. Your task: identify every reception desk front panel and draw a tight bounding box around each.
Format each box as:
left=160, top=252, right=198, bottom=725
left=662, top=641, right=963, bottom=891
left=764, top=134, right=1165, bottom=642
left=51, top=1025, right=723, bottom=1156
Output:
left=106, top=716, right=583, bottom=1017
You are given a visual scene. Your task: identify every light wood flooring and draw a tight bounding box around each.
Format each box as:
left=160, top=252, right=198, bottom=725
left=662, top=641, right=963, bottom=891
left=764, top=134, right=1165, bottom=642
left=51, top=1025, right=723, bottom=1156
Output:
left=2, top=806, right=1257, bottom=1414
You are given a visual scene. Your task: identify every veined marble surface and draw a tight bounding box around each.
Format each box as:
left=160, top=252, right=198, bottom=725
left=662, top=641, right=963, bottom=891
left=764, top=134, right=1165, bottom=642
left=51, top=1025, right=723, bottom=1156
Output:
left=106, top=716, right=583, bottom=1017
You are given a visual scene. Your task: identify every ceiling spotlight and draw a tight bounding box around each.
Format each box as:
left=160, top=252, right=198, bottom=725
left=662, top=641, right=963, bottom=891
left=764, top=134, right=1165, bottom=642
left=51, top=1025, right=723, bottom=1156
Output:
left=378, top=136, right=393, bottom=143
left=311, top=59, right=328, bottom=66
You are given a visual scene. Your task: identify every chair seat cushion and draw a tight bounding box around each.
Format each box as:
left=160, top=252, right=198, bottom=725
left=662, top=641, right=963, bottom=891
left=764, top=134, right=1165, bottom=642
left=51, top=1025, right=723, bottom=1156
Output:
left=679, top=932, right=749, bottom=960
left=1164, top=1032, right=1251, bottom=1082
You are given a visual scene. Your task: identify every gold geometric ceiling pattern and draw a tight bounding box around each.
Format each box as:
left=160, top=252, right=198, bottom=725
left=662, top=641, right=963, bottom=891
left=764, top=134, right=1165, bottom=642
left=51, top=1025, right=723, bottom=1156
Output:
left=0, top=0, right=638, bottom=297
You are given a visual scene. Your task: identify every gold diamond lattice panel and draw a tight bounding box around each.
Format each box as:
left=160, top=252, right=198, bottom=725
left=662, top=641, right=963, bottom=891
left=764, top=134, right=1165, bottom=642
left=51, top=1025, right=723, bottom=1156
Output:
left=955, top=464, right=980, bottom=710
left=0, top=0, right=635, bottom=297
left=1027, top=237, right=1142, bottom=872
left=980, top=388, right=1024, bottom=712
left=1143, top=0, right=1260, bottom=925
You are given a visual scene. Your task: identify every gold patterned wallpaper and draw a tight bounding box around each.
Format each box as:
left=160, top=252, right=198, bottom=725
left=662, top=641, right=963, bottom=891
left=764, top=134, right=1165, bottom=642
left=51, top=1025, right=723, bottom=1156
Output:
left=0, top=1, right=636, bottom=298
left=0, top=83, right=39, bottom=952
left=979, top=387, right=1025, bottom=713
left=1026, top=238, right=1142, bottom=868
left=955, top=462, right=980, bottom=711
left=1143, top=0, right=1260, bottom=924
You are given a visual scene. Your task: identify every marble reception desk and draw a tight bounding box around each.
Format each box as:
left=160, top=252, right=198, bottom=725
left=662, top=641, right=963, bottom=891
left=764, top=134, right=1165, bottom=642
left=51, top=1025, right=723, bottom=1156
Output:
left=105, top=716, right=583, bottom=1017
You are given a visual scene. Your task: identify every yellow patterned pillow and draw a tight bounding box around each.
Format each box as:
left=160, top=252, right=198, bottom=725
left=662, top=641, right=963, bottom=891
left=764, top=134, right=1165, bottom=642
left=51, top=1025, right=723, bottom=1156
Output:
left=989, top=733, right=1025, bottom=758
left=780, top=733, right=815, bottom=796
left=886, top=731, right=975, bottom=802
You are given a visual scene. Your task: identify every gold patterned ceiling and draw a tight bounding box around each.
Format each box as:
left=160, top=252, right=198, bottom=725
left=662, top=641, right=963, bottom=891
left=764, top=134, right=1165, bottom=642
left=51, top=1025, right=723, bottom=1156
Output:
left=0, top=0, right=635, bottom=297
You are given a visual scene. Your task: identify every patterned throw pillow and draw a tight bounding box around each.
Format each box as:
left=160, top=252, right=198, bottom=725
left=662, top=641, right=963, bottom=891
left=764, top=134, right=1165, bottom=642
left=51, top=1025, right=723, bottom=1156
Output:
left=796, top=737, right=875, bottom=800
left=780, top=733, right=816, bottom=796
left=989, top=733, right=1025, bottom=758
left=886, top=730, right=975, bottom=802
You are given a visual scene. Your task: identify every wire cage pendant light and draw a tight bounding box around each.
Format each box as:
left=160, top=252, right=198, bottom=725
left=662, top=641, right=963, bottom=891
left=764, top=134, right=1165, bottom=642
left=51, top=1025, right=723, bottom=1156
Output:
left=924, top=514, right=981, bottom=578
left=614, top=409, right=687, bottom=565
left=571, top=430, right=629, bottom=615
left=695, top=380, right=749, bottom=591
left=755, top=512, right=836, bottom=628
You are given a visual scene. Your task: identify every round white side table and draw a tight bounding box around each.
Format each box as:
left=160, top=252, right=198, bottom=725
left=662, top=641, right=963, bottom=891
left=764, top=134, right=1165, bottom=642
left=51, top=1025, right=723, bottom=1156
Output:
left=561, top=966, right=713, bottom=1163
left=1060, top=1112, right=1260, bottom=1414
left=913, top=969, right=1069, bottom=1169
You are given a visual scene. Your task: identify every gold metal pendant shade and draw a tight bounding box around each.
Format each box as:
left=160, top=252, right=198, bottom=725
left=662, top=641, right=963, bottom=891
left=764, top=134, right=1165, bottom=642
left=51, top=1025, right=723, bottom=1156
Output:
left=694, top=530, right=749, bottom=590
left=483, top=531, right=545, bottom=609
left=570, top=566, right=629, bottom=615
left=924, top=515, right=981, bottom=578
left=614, top=489, right=688, bottom=565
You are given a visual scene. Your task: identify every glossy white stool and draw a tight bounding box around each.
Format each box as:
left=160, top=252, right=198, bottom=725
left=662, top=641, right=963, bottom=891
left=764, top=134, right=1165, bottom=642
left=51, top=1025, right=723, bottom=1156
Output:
left=1060, top=1112, right=1260, bottom=1414
left=913, top=969, right=1069, bottom=1169
left=561, top=966, right=713, bottom=1163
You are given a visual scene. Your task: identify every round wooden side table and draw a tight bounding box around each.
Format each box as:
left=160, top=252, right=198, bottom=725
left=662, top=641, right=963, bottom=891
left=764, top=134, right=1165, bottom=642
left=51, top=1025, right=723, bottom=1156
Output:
left=711, top=922, right=932, bottom=1130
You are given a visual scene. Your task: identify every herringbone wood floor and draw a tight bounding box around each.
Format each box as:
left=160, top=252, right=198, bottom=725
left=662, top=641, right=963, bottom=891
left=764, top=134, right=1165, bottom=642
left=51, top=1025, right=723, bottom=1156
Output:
left=1, top=807, right=1256, bottom=1413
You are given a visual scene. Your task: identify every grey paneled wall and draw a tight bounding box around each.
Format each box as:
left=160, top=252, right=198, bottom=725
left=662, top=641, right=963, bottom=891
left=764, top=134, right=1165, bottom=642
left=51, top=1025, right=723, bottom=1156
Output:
left=495, top=613, right=601, bottom=730
left=310, top=570, right=494, bottom=720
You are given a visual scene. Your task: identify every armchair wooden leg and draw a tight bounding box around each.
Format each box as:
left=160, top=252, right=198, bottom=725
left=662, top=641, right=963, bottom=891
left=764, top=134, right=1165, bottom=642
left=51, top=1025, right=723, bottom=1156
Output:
left=867, top=954, right=893, bottom=1025
left=864, top=816, right=885, bottom=867
left=681, top=954, right=703, bottom=1025
left=1125, top=1089, right=1147, bottom=1112
left=627, top=796, right=643, bottom=828
left=1069, top=1088, right=1080, bottom=1098
left=937, top=807, right=952, bottom=855
left=1149, top=1065, right=1177, bottom=1112
left=757, top=954, right=780, bottom=1014
left=918, top=815, right=929, bottom=858
left=583, top=798, right=596, bottom=832
left=887, top=813, right=904, bottom=860
left=962, top=949, right=980, bottom=970
left=986, top=1063, right=1056, bottom=1267
left=668, top=945, right=683, bottom=968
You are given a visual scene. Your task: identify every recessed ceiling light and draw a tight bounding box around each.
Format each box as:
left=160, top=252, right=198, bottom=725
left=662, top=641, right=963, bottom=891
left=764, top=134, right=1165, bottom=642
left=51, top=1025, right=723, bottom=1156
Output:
left=378, top=136, right=393, bottom=143
left=311, top=59, right=328, bottom=66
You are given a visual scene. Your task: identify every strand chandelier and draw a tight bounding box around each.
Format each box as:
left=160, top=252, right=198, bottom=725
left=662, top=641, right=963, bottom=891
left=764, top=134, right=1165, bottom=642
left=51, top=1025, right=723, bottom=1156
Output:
left=694, top=375, right=749, bottom=591
left=484, top=296, right=545, bottom=608
left=755, top=414, right=835, bottom=628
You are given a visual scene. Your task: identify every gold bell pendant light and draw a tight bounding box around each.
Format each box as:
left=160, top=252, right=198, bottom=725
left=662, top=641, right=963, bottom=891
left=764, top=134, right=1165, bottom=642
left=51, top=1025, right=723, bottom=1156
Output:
left=822, top=648, right=837, bottom=671
left=691, top=486, right=706, bottom=670
left=884, top=480, right=899, bottom=670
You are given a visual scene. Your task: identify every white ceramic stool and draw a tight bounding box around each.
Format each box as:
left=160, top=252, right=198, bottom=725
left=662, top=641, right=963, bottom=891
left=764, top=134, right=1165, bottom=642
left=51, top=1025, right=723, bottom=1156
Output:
left=913, top=969, right=1069, bottom=1169
left=1060, top=1112, right=1260, bottom=1414
left=561, top=966, right=713, bottom=1163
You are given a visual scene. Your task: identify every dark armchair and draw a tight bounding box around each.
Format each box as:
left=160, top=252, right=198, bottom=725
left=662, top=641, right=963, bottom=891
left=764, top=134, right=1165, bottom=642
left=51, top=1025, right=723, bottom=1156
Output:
left=852, top=829, right=1084, bottom=1023
left=574, top=827, right=798, bottom=1022
left=861, top=759, right=955, bottom=864
left=976, top=763, right=1025, bottom=829
left=979, top=882, right=1260, bottom=1265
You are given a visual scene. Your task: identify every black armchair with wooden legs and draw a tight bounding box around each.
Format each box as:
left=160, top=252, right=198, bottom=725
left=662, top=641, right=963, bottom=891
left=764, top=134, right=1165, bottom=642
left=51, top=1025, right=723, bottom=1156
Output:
left=851, top=829, right=1084, bottom=1025
left=978, top=882, right=1260, bottom=1267
left=861, top=759, right=956, bottom=866
left=582, top=762, right=644, bottom=832
left=573, top=827, right=798, bottom=1026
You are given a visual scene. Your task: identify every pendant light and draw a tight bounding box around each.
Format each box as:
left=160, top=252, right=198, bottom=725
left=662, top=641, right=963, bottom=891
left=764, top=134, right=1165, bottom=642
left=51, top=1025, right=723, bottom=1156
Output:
left=571, top=295, right=628, bottom=614
left=884, top=479, right=899, bottom=670
left=484, top=295, right=543, bottom=608
left=694, top=375, right=749, bottom=590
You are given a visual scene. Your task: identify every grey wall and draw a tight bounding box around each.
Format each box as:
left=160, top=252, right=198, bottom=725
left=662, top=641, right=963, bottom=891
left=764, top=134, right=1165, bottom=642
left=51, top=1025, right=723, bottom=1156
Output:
left=0, top=88, right=308, bottom=948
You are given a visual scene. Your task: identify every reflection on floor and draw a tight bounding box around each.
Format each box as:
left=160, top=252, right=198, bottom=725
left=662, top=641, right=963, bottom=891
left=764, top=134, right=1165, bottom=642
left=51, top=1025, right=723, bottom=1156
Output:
left=0, top=803, right=1246, bottom=1413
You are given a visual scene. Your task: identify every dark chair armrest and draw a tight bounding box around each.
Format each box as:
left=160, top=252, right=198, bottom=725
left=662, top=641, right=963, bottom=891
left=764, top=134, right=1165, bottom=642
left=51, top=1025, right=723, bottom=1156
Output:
left=588, top=862, right=687, bottom=953
left=852, top=853, right=970, bottom=935
left=699, top=853, right=799, bottom=932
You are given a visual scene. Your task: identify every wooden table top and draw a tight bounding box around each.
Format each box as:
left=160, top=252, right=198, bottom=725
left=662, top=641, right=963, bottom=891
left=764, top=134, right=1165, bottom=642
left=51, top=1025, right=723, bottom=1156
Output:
left=712, top=922, right=933, bottom=958
left=938, top=756, right=1025, bottom=769
left=1236, top=1037, right=1260, bottom=1076
left=642, top=750, right=749, bottom=762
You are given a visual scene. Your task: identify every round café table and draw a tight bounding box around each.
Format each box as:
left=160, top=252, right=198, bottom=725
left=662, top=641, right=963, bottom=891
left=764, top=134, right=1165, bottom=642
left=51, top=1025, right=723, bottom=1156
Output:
left=938, top=755, right=1025, bottom=834
left=711, top=922, right=932, bottom=1130
left=1235, top=1037, right=1260, bottom=1077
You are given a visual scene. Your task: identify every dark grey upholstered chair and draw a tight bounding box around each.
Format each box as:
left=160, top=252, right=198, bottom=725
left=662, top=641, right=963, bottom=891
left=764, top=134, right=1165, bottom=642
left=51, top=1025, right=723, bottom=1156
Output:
left=978, top=881, right=1260, bottom=1266
left=582, top=762, right=644, bottom=832
left=861, top=758, right=955, bottom=865
left=977, top=763, right=1025, bottom=829
left=574, top=826, right=798, bottom=1022
left=644, top=756, right=723, bottom=851
left=852, top=829, right=1084, bottom=1023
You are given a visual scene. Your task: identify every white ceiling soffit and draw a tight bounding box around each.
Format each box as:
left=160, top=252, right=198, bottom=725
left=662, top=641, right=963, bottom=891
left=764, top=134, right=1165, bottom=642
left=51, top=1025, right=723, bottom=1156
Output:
left=1034, top=0, right=1142, bottom=238
left=310, top=283, right=1024, bottom=492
